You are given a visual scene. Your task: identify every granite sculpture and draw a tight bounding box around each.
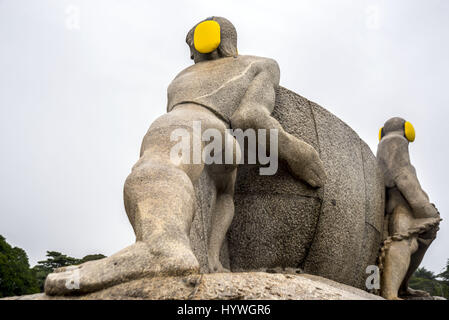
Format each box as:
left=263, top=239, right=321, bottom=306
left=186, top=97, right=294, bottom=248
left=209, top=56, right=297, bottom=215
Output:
left=377, top=117, right=441, bottom=300
left=44, top=16, right=326, bottom=296
left=42, top=16, right=441, bottom=300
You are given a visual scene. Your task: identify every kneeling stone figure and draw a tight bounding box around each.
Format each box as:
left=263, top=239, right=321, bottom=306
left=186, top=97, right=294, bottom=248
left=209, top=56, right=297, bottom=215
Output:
left=377, top=117, right=441, bottom=300
left=44, top=17, right=326, bottom=295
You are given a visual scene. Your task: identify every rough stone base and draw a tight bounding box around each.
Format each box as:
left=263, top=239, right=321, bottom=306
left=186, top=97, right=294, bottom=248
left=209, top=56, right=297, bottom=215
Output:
left=4, top=272, right=383, bottom=300
left=402, top=295, right=446, bottom=300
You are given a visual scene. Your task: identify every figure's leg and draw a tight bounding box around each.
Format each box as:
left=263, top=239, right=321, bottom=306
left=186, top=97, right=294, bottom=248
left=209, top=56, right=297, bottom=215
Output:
left=207, top=166, right=237, bottom=273
left=381, top=237, right=418, bottom=300
left=399, top=228, right=437, bottom=297
left=399, top=245, right=431, bottom=297
left=381, top=205, right=419, bottom=300
left=45, top=109, right=213, bottom=295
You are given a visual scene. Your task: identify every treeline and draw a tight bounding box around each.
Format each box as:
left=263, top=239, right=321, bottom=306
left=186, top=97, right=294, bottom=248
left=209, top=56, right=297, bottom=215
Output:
left=0, top=235, right=105, bottom=298
left=409, top=265, right=449, bottom=298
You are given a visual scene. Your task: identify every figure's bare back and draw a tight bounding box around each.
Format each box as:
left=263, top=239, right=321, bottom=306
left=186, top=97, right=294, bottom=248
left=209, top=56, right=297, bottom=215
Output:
left=167, top=55, right=279, bottom=122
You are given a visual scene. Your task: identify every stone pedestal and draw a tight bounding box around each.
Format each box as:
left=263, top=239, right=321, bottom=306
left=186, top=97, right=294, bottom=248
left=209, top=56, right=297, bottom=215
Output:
left=3, top=272, right=384, bottom=300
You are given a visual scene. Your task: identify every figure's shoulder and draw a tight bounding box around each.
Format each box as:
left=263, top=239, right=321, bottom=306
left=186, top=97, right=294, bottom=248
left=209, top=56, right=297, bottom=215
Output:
left=238, top=55, right=279, bottom=71
left=171, top=55, right=280, bottom=82
left=237, top=55, right=280, bottom=84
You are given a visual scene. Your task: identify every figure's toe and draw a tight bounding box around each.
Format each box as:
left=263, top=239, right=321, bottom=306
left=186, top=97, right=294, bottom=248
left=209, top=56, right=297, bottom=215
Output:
left=400, top=287, right=430, bottom=297
left=209, top=264, right=230, bottom=273
left=45, top=269, right=81, bottom=296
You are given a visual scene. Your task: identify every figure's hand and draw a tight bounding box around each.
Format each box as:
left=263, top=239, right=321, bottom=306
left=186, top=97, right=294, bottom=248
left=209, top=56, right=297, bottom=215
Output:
left=413, top=203, right=440, bottom=219
left=430, top=203, right=439, bottom=213
left=286, top=141, right=327, bottom=188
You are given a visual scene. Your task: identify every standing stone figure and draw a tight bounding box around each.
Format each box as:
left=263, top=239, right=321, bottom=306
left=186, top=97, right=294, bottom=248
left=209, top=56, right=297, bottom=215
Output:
left=44, top=16, right=326, bottom=295
left=377, top=117, right=441, bottom=300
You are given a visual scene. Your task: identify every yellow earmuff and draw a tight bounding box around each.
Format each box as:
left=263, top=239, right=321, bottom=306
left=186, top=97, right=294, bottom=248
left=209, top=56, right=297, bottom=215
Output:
left=378, top=122, right=415, bottom=142
left=194, top=20, right=221, bottom=54
left=404, top=121, right=415, bottom=142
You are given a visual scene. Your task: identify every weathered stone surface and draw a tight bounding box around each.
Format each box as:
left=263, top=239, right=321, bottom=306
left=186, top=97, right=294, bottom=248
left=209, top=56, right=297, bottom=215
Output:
left=229, top=193, right=321, bottom=271
left=221, top=87, right=385, bottom=289
left=191, top=169, right=231, bottom=273
left=355, top=142, right=385, bottom=288
left=302, top=100, right=366, bottom=287
left=361, top=142, right=385, bottom=234
left=4, top=272, right=383, bottom=300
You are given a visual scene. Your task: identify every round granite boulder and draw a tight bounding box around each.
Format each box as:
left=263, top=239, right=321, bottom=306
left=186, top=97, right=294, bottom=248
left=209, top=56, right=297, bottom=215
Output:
left=227, top=87, right=385, bottom=289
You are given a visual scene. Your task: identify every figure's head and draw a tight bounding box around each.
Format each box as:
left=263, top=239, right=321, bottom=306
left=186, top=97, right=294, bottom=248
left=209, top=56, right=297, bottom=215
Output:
left=378, top=117, right=415, bottom=143
left=186, top=16, right=238, bottom=64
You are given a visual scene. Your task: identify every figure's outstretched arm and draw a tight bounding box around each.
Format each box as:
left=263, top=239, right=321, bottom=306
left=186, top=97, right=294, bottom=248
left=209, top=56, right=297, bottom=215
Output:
left=230, top=60, right=326, bottom=187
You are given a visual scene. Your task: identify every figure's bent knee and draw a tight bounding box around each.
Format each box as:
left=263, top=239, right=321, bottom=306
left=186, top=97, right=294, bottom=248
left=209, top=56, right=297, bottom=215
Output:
left=125, top=158, right=195, bottom=194
left=123, top=157, right=198, bottom=231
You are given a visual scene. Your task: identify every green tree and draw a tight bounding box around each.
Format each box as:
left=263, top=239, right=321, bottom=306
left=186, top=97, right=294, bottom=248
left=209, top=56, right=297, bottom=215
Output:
left=79, top=254, right=106, bottom=264
left=437, top=259, right=449, bottom=285
left=414, top=267, right=436, bottom=280
left=409, top=266, right=449, bottom=298
left=36, top=251, right=80, bottom=270
left=32, top=251, right=80, bottom=291
left=0, top=235, right=39, bottom=298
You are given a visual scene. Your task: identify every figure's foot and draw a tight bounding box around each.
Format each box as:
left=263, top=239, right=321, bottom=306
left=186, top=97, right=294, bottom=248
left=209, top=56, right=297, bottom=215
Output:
left=381, top=291, right=403, bottom=300
left=286, top=140, right=327, bottom=188
left=44, top=241, right=199, bottom=296
left=208, top=258, right=230, bottom=273
left=399, top=287, right=431, bottom=298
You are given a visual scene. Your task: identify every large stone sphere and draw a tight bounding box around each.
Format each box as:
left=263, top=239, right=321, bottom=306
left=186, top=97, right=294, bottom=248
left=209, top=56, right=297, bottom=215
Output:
left=227, top=87, right=385, bottom=289
left=189, top=86, right=385, bottom=289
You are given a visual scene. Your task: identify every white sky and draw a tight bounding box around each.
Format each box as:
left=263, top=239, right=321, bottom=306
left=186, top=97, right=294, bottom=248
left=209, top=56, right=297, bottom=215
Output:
left=1, top=0, right=448, bottom=274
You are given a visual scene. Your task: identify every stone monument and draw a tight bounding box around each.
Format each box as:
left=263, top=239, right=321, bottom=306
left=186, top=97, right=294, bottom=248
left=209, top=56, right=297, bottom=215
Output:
left=44, top=16, right=328, bottom=296
left=33, top=17, right=440, bottom=300
left=377, top=117, right=441, bottom=299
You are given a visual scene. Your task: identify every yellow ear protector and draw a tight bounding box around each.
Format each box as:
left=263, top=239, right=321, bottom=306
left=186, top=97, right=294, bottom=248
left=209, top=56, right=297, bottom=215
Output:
left=404, top=121, right=415, bottom=142
left=194, top=20, right=221, bottom=54
left=379, top=127, right=384, bottom=142
left=379, top=121, right=415, bottom=142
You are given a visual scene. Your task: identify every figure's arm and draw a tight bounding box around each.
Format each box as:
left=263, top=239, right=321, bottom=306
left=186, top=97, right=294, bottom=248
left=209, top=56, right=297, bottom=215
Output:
left=381, top=137, right=438, bottom=219
left=394, top=171, right=438, bottom=219
left=230, top=59, right=326, bottom=187
left=230, top=60, right=286, bottom=147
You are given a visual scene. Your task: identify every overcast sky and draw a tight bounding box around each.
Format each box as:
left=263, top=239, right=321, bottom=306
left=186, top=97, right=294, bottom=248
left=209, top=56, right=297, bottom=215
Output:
left=1, top=0, right=448, bottom=275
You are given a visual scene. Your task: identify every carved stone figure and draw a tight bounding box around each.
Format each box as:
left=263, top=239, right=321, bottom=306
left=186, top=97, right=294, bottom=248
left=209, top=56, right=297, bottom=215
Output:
left=377, top=117, right=441, bottom=300
left=44, top=16, right=326, bottom=295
